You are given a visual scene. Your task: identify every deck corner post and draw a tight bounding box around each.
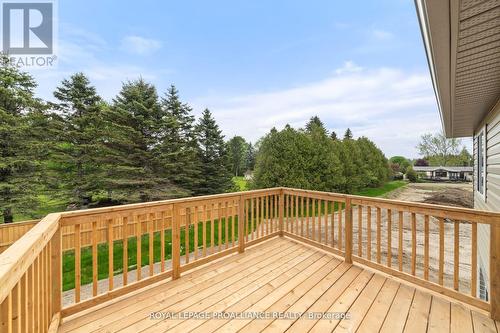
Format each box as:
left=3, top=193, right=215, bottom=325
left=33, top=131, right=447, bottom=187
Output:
left=172, top=204, right=181, bottom=280
left=490, top=223, right=500, bottom=320
left=51, top=223, right=62, bottom=316
left=238, top=194, right=245, bottom=253
left=345, top=197, right=353, bottom=264
left=279, top=189, right=285, bottom=236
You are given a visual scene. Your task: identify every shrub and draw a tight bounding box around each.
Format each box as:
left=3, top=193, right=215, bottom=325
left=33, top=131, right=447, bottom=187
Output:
left=406, top=167, right=418, bottom=182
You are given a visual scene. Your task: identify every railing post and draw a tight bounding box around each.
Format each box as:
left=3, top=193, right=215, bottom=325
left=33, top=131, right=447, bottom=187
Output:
left=279, top=189, right=284, bottom=236
left=345, top=197, right=353, bottom=264
left=238, top=195, right=245, bottom=253
left=51, top=226, right=62, bottom=316
left=172, top=204, right=181, bottom=280
left=491, top=224, right=500, bottom=320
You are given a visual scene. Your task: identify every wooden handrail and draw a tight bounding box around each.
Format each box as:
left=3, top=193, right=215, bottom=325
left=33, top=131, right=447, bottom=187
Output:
left=0, top=213, right=60, bottom=304
left=3, top=186, right=500, bottom=328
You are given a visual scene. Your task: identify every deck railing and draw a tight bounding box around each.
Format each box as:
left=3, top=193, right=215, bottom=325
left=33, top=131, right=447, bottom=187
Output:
left=1, top=187, right=500, bottom=332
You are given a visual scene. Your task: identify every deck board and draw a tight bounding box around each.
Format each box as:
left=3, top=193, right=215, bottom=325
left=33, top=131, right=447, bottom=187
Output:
left=58, top=237, right=500, bottom=333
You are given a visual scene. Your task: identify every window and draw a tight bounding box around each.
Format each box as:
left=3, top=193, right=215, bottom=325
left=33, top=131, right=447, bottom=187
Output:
left=477, top=129, right=486, bottom=197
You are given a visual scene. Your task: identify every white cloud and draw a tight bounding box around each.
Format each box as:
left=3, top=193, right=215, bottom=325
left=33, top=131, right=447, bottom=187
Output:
left=335, top=61, right=363, bottom=75
left=121, top=35, right=162, bottom=55
left=372, top=29, right=394, bottom=40
left=193, top=63, right=441, bottom=157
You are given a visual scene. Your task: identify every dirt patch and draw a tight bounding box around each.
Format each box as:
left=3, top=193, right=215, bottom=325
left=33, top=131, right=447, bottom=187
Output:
left=422, top=188, right=473, bottom=208
left=386, top=182, right=473, bottom=208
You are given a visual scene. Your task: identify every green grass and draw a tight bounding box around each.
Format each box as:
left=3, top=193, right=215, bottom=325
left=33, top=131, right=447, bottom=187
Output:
left=62, top=217, right=243, bottom=291
left=232, top=176, right=248, bottom=191
left=354, top=180, right=407, bottom=198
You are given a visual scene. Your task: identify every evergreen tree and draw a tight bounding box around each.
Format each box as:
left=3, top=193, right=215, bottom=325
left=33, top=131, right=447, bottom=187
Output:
left=330, top=131, right=338, bottom=141
left=50, top=73, right=104, bottom=207
left=195, top=109, right=232, bottom=194
left=227, top=136, right=248, bottom=176
left=245, top=143, right=256, bottom=171
left=305, top=116, right=327, bottom=135
left=109, top=79, right=180, bottom=202
left=344, top=128, right=353, bottom=140
left=156, top=85, right=201, bottom=195
left=0, top=56, right=44, bottom=222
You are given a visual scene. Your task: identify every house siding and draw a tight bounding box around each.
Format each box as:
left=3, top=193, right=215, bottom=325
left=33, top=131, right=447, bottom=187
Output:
left=474, top=101, right=500, bottom=300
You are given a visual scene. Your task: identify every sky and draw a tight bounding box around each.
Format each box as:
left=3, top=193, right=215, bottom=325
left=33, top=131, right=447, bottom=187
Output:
left=27, top=0, right=472, bottom=158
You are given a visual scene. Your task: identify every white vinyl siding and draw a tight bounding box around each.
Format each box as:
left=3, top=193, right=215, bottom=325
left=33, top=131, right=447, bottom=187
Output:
left=474, top=102, right=500, bottom=300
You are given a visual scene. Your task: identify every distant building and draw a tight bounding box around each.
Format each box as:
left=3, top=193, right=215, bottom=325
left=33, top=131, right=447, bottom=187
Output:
left=244, top=170, right=253, bottom=181
left=413, top=166, right=473, bottom=182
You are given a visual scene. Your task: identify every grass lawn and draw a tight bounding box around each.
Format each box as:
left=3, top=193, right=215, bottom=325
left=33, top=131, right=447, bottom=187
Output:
left=232, top=176, right=248, bottom=191
left=62, top=217, right=244, bottom=291
left=34, top=180, right=408, bottom=291
left=354, top=180, right=407, bottom=198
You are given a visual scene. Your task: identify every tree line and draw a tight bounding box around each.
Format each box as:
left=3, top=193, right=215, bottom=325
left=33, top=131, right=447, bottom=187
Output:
left=1, top=58, right=233, bottom=222
left=251, top=117, right=390, bottom=193
left=1, top=58, right=391, bottom=223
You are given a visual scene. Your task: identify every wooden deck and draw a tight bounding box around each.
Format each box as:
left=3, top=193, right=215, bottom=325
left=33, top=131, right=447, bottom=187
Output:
left=58, top=237, right=499, bottom=333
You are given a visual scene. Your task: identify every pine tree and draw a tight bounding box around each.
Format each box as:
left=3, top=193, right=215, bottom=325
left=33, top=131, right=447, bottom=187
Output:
left=305, top=116, right=326, bottom=135
left=0, top=56, right=44, bottom=222
left=109, top=79, right=181, bottom=202
left=245, top=143, right=256, bottom=171
left=50, top=73, right=104, bottom=207
left=227, top=136, right=248, bottom=177
left=156, top=85, right=201, bottom=195
left=195, top=109, right=232, bottom=194
left=330, top=131, right=338, bottom=141
left=344, top=128, right=353, bottom=140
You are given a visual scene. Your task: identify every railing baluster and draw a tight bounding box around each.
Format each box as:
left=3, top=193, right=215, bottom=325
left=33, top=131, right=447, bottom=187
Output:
left=312, top=199, right=316, bottom=241
left=301, top=196, right=305, bottom=237
left=92, top=220, right=98, bottom=295
left=345, top=198, right=352, bottom=264
left=295, top=195, right=299, bottom=236
left=367, top=206, right=372, bottom=261
left=172, top=204, right=180, bottom=280
left=338, top=202, right=343, bottom=250
left=21, top=275, right=27, bottom=333
left=218, top=203, right=222, bottom=251
left=471, top=222, right=477, bottom=297
left=256, top=198, right=260, bottom=239
left=279, top=193, right=284, bottom=236
left=387, top=209, right=392, bottom=268
left=424, top=215, right=430, bottom=280
left=439, top=217, right=445, bottom=285
left=376, top=207, right=381, bottom=264
left=398, top=211, right=403, bottom=271
left=185, top=208, right=190, bottom=263
left=123, top=217, right=129, bottom=285
left=251, top=198, right=255, bottom=240
left=454, top=220, right=459, bottom=291
left=203, top=205, right=207, bottom=256
left=1, top=291, right=12, bottom=333
left=210, top=204, right=215, bottom=253
left=358, top=205, right=363, bottom=257
left=232, top=200, right=236, bottom=246
left=266, top=196, right=270, bottom=236
left=108, top=218, right=114, bottom=290
left=137, top=215, right=142, bottom=280
left=238, top=196, right=245, bottom=253
left=306, top=197, right=310, bottom=239
left=75, top=223, right=81, bottom=302
left=160, top=212, right=165, bottom=272
left=225, top=201, right=230, bottom=248
left=331, top=201, right=335, bottom=248
left=318, top=200, right=322, bottom=242
left=411, top=213, right=416, bottom=276
left=194, top=207, right=198, bottom=260
left=324, top=200, right=328, bottom=245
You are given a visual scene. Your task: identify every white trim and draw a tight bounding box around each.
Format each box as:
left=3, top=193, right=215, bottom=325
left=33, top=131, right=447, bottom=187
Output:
left=476, top=126, right=486, bottom=201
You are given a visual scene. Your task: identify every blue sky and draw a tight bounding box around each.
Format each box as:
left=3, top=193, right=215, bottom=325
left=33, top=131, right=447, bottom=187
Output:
left=30, top=0, right=471, bottom=157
